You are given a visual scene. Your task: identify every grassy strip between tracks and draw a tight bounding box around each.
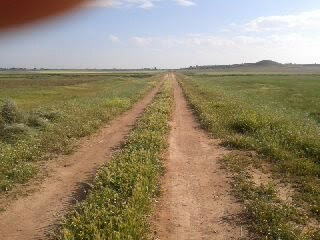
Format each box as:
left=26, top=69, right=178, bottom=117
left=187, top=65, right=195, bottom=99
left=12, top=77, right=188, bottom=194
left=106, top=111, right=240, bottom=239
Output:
left=59, top=79, right=173, bottom=240
left=178, top=73, right=320, bottom=240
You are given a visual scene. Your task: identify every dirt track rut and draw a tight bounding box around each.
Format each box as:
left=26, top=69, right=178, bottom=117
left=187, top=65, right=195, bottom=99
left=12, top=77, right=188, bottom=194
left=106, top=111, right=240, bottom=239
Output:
left=0, top=79, right=162, bottom=240
left=153, top=73, right=246, bottom=240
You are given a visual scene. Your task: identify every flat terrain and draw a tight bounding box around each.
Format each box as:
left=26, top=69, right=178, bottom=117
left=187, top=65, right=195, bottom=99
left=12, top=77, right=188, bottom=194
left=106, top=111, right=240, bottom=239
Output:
left=153, top=74, right=245, bottom=239
left=184, top=73, right=320, bottom=122
left=0, top=73, right=156, bottom=192
left=0, top=75, right=162, bottom=240
left=1, top=72, right=320, bottom=239
left=0, top=73, right=154, bottom=110
left=180, top=73, right=320, bottom=239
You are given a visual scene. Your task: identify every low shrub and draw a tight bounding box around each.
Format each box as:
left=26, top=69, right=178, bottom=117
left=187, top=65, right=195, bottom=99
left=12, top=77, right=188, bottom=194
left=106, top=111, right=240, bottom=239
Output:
left=27, top=114, right=49, bottom=128
left=0, top=123, right=30, bottom=143
left=26, top=109, right=61, bottom=128
left=1, top=99, right=19, bottom=124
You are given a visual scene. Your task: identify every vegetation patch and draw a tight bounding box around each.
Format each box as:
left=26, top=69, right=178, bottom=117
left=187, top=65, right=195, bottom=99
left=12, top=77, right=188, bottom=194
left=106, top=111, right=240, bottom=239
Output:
left=222, top=153, right=320, bottom=240
left=59, top=79, right=173, bottom=240
left=0, top=74, right=158, bottom=193
left=179, top=73, right=320, bottom=239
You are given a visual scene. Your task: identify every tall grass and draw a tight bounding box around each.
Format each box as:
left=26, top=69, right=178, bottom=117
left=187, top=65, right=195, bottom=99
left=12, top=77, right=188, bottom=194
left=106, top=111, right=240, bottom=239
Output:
left=59, top=79, right=173, bottom=240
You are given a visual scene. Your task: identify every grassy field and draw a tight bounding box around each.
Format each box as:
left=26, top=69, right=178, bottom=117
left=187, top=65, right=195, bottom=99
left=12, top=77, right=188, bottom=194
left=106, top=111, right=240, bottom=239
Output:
left=179, top=73, right=320, bottom=239
left=59, top=77, right=173, bottom=240
left=0, top=73, right=157, bottom=193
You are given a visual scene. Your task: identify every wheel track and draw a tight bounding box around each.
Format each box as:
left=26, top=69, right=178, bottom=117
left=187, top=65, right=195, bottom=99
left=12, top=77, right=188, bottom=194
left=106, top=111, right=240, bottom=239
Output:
left=153, top=73, right=246, bottom=240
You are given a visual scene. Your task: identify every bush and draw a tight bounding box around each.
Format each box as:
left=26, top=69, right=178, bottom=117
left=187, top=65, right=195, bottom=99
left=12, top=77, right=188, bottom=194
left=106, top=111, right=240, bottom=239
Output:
left=27, top=115, right=48, bottom=128
left=27, top=109, right=62, bottom=128
left=27, top=113, right=49, bottom=128
left=0, top=123, right=30, bottom=143
left=310, top=112, right=320, bottom=123
left=36, top=109, right=62, bottom=121
left=1, top=99, right=19, bottom=124
left=229, top=118, right=259, bottom=134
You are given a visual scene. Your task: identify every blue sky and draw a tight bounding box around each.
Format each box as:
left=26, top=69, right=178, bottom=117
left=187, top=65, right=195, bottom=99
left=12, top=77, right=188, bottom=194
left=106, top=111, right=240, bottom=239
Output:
left=1, top=0, right=320, bottom=68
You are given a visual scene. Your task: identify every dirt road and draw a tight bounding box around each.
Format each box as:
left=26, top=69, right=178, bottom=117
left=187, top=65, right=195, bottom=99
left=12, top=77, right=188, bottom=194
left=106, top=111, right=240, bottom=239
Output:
left=153, top=74, right=246, bottom=240
left=0, top=79, right=163, bottom=240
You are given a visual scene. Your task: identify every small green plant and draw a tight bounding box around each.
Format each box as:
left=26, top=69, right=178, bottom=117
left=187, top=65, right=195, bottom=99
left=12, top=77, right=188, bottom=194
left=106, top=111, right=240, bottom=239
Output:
left=223, top=153, right=311, bottom=240
left=27, top=114, right=49, bottom=128
left=27, top=109, right=61, bottom=128
left=1, top=99, right=19, bottom=124
left=0, top=123, right=30, bottom=143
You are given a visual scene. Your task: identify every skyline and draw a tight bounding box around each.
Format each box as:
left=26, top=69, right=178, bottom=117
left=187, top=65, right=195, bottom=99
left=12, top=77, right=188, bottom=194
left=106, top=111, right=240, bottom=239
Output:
left=1, top=0, right=320, bottom=69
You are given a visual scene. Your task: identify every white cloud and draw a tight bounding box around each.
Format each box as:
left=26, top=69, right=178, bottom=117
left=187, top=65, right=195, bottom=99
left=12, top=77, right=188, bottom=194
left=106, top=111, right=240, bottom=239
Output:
left=127, top=0, right=158, bottom=9
left=87, top=0, right=157, bottom=9
left=109, top=34, right=120, bottom=43
left=87, top=0, right=195, bottom=9
left=132, top=36, right=153, bottom=46
left=244, top=9, right=320, bottom=32
left=127, top=32, right=320, bottom=66
left=175, top=0, right=195, bottom=7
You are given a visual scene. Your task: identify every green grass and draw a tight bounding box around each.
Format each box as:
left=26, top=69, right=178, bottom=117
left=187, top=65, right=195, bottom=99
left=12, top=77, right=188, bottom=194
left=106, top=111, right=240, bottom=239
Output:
left=0, top=73, right=153, bottom=110
left=178, top=73, right=320, bottom=239
left=223, top=153, right=320, bottom=240
left=0, top=73, right=158, bottom=193
left=59, top=78, right=173, bottom=240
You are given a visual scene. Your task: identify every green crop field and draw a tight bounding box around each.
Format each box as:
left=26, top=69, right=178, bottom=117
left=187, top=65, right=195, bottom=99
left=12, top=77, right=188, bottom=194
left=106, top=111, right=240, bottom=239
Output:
left=179, top=73, right=320, bottom=239
left=0, top=73, right=157, bottom=193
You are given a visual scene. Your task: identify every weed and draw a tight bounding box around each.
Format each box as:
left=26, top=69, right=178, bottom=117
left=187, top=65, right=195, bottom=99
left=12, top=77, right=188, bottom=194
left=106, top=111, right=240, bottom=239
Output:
left=1, top=99, right=19, bottom=124
left=0, top=123, right=30, bottom=143
left=223, top=153, right=311, bottom=240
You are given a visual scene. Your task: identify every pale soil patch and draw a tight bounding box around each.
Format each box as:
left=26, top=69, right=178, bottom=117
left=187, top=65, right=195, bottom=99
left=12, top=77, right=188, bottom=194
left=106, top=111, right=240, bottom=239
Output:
left=0, top=80, right=163, bottom=240
left=153, top=74, right=247, bottom=240
left=248, top=163, right=319, bottom=234
left=250, top=166, right=294, bottom=203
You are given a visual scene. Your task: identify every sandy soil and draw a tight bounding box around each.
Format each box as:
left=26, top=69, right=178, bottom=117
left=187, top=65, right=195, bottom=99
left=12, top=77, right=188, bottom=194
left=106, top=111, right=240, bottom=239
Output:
left=250, top=166, right=294, bottom=203
left=0, top=80, right=163, bottom=240
left=153, top=73, right=246, bottom=240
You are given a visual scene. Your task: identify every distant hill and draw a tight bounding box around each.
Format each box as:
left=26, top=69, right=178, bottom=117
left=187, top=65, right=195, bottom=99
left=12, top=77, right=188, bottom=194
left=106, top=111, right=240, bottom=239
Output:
left=182, top=60, right=320, bottom=73
left=254, top=60, right=282, bottom=67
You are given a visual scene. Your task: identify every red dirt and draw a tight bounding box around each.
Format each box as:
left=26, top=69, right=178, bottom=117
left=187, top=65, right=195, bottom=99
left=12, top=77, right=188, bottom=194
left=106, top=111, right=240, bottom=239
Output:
left=0, top=80, right=162, bottom=240
left=153, top=74, right=247, bottom=240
